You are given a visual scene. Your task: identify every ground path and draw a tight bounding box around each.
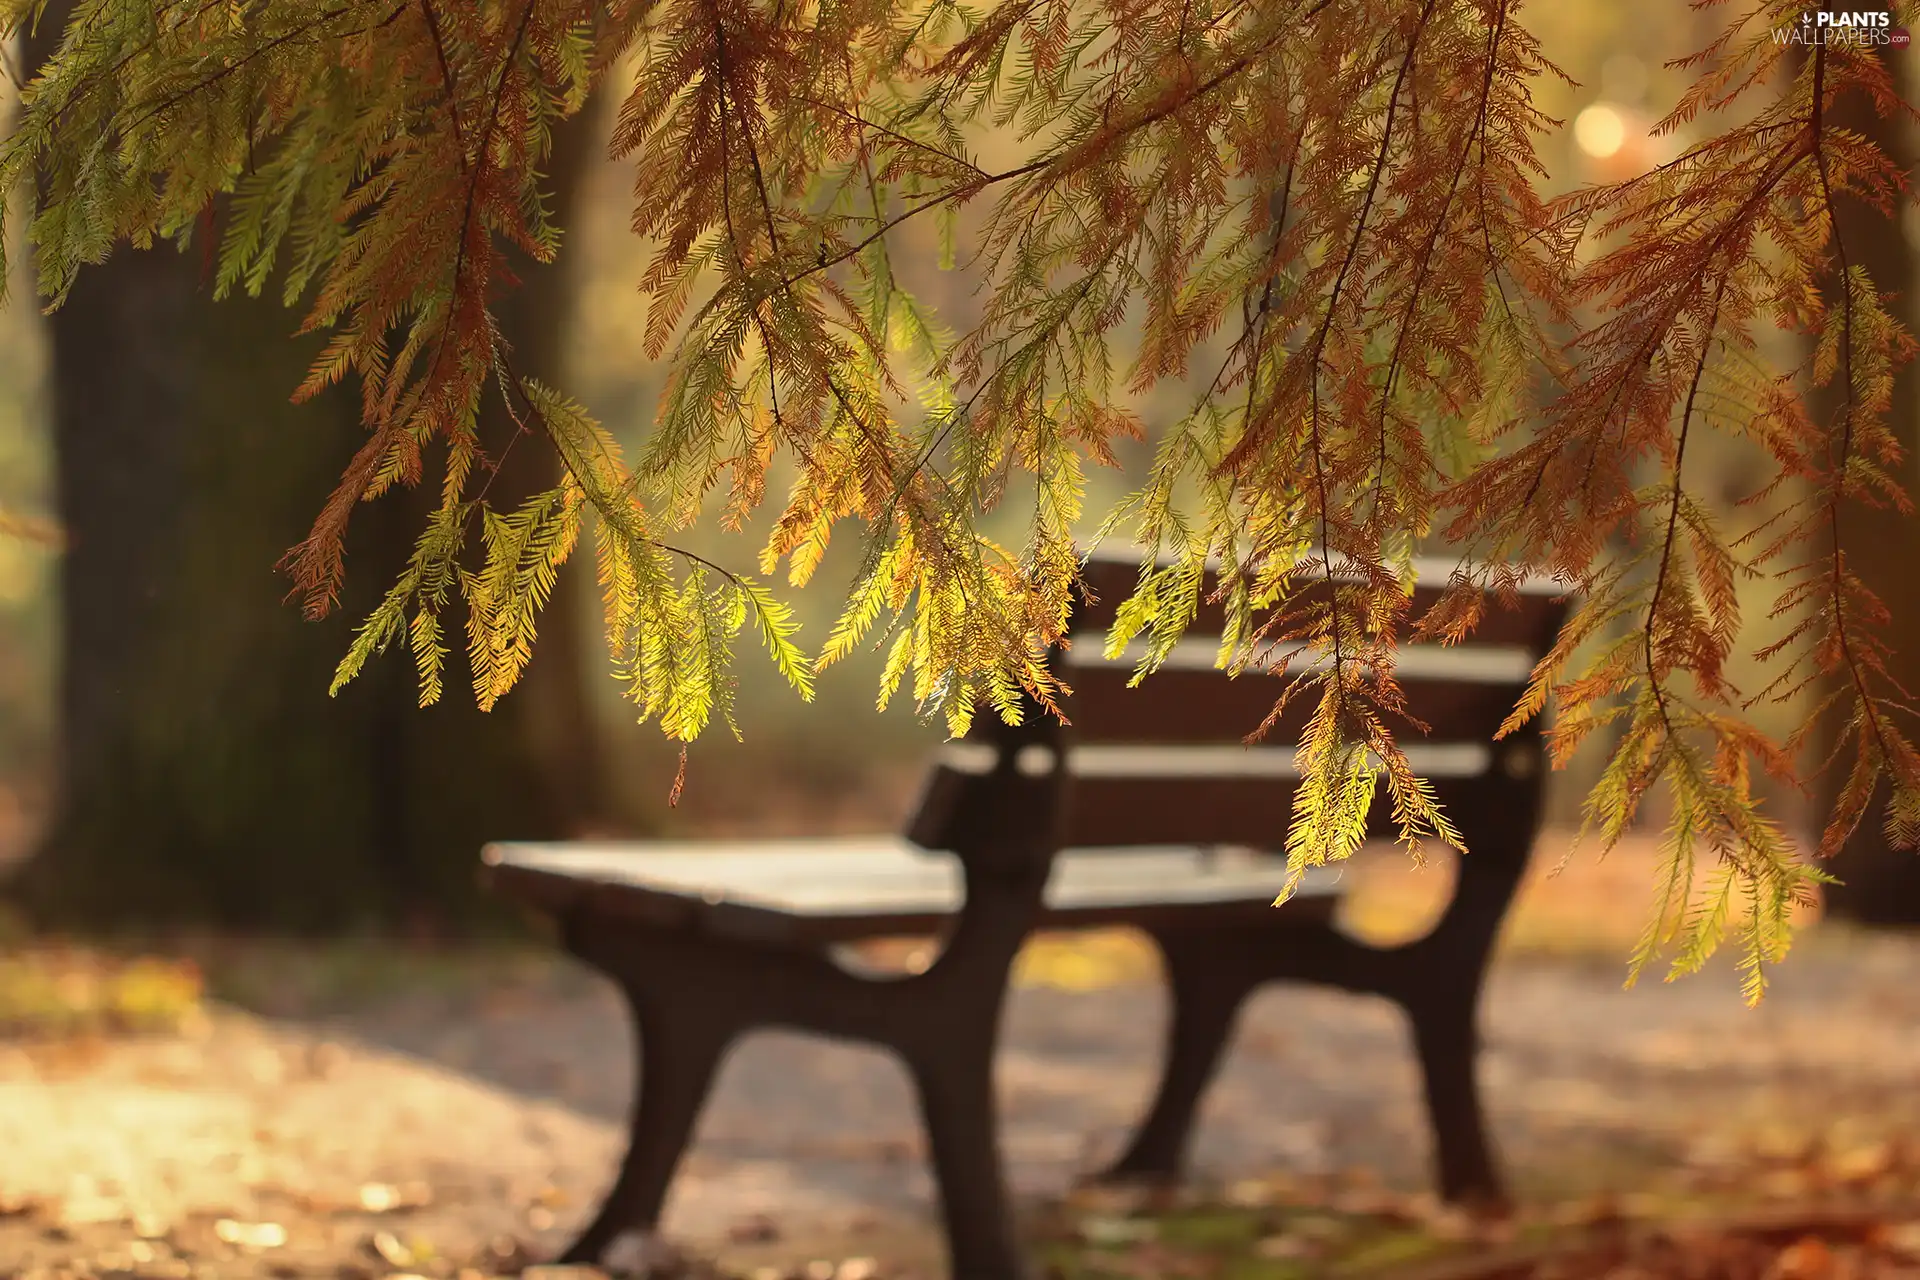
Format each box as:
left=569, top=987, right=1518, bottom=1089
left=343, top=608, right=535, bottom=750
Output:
left=4, top=901, right=1920, bottom=1277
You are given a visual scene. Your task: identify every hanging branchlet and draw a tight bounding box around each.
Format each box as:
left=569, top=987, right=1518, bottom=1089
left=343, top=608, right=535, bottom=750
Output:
left=3, top=0, right=1917, bottom=999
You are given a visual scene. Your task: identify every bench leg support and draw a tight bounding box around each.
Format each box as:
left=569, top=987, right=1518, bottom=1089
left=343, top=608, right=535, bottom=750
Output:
left=911, top=1046, right=1026, bottom=1280
left=554, top=900, right=1039, bottom=1279
left=1405, top=987, right=1504, bottom=1210
left=1095, top=918, right=1513, bottom=1211
left=562, top=992, right=731, bottom=1265
left=1099, top=934, right=1252, bottom=1184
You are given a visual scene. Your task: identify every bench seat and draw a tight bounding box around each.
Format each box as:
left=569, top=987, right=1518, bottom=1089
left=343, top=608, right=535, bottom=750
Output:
left=484, top=837, right=1344, bottom=944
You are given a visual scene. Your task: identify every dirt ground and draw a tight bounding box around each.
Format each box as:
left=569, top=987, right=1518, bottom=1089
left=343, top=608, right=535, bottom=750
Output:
left=3, top=839, right=1920, bottom=1279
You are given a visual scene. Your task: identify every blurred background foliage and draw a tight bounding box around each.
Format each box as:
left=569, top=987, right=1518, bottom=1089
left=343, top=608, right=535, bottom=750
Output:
left=0, top=5, right=1912, bottom=933
left=0, top=176, right=51, bottom=874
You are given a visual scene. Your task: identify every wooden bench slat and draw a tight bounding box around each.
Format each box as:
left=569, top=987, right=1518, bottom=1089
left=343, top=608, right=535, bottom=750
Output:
left=1057, top=769, right=1530, bottom=848
left=483, top=838, right=1342, bottom=943
left=1072, top=554, right=1568, bottom=650
left=1054, top=664, right=1531, bottom=748
left=1080, top=546, right=1574, bottom=593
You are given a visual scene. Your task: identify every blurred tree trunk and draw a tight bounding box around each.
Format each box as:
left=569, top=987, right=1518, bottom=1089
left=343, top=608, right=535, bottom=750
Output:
left=1802, top=43, right=1920, bottom=924
left=11, top=15, right=610, bottom=933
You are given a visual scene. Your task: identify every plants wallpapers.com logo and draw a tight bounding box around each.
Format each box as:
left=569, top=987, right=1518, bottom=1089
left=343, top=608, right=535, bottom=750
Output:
left=1773, top=10, right=1912, bottom=45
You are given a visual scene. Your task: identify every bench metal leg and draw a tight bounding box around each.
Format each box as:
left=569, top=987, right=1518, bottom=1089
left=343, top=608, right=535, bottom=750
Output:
left=1095, top=914, right=1513, bottom=1209
left=1405, top=987, right=1504, bottom=1209
left=1100, top=932, right=1253, bottom=1184
left=910, top=1045, right=1026, bottom=1280
left=562, top=990, right=731, bottom=1265
left=1393, top=830, right=1527, bottom=1211
left=551, top=890, right=1042, bottom=1279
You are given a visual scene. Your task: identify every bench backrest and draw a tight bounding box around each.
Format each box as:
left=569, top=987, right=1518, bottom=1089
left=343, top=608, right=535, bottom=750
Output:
left=907, top=550, right=1571, bottom=859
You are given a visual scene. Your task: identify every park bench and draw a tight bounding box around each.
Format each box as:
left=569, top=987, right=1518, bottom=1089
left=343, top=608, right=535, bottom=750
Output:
left=481, top=550, right=1570, bottom=1280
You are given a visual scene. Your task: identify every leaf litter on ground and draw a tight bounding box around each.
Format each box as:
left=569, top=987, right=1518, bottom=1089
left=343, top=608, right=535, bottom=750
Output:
left=1039, top=1150, right=1920, bottom=1280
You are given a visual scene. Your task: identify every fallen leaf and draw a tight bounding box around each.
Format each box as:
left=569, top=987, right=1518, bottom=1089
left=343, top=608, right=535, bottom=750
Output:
left=1224, top=1180, right=1277, bottom=1209
left=214, top=1219, right=287, bottom=1250
left=59, top=1195, right=127, bottom=1227
left=1681, top=1138, right=1748, bottom=1177
left=1078, top=1216, right=1158, bottom=1247
left=1254, top=1235, right=1317, bottom=1261
left=1288, top=1214, right=1353, bottom=1243
left=1618, top=1194, right=1673, bottom=1221
left=370, top=1230, right=413, bottom=1268
left=1062, top=1182, right=1159, bottom=1216
left=0, top=1191, right=42, bottom=1218
left=487, top=1234, right=532, bottom=1269
left=1878, top=1222, right=1920, bottom=1261
left=1759, top=1170, right=1815, bottom=1201
left=1770, top=1236, right=1834, bottom=1280
left=1551, top=1194, right=1627, bottom=1229
left=1755, top=1128, right=1816, bottom=1163
left=1823, top=1143, right=1895, bottom=1187
left=1331, top=1187, right=1413, bottom=1218
left=1090, top=1241, right=1216, bottom=1280
left=1425, top=1207, right=1485, bottom=1243
left=360, top=1184, right=401, bottom=1213
left=247, top=1048, right=287, bottom=1084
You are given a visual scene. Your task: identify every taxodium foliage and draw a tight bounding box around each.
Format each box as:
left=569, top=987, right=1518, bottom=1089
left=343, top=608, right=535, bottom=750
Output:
left=1, top=0, right=1915, bottom=999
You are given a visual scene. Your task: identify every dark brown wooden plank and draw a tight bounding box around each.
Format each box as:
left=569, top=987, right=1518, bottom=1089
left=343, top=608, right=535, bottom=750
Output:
left=1057, top=769, right=1535, bottom=850
left=1072, top=553, right=1570, bottom=651
left=1058, top=663, right=1532, bottom=747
